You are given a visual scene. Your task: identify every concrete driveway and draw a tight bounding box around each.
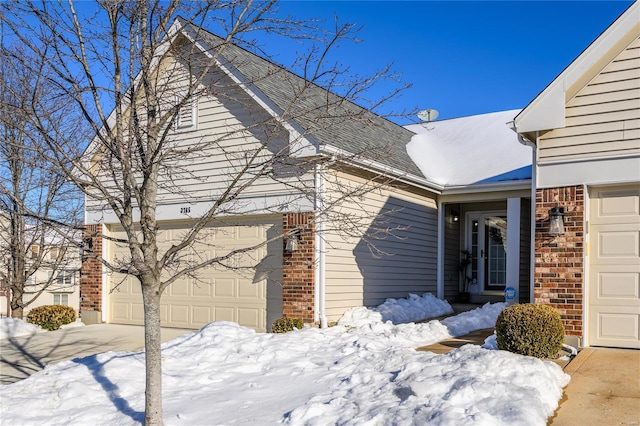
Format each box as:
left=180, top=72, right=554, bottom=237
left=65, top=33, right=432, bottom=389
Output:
left=0, top=324, right=193, bottom=385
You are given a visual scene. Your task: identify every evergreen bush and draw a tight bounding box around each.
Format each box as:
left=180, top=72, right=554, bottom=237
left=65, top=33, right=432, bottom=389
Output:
left=271, top=316, right=304, bottom=333
left=495, top=304, right=564, bottom=359
left=26, top=305, right=77, bottom=331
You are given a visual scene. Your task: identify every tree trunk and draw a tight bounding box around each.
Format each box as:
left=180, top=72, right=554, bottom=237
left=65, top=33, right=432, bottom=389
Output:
left=142, top=283, right=163, bottom=425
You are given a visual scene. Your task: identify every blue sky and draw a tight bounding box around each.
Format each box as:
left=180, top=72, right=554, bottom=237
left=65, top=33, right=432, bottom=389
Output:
left=270, top=1, right=634, bottom=123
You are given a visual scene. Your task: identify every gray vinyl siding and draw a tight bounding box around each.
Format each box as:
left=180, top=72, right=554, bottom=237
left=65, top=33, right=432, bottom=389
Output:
left=539, top=37, right=640, bottom=163
left=444, top=204, right=461, bottom=302
left=518, top=198, right=531, bottom=303
left=323, top=171, right=438, bottom=321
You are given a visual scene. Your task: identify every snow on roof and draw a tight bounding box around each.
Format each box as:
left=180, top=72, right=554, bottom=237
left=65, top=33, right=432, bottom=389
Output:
left=405, top=109, right=532, bottom=186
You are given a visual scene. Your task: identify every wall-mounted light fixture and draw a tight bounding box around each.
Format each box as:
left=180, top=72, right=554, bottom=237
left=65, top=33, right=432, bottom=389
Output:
left=451, top=209, right=460, bottom=223
left=285, top=230, right=300, bottom=253
left=79, top=237, right=93, bottom=257
left=549, top=207, right=565, bottom=236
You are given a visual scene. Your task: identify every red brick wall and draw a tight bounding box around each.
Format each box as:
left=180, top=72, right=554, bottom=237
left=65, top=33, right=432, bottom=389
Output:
left=534, top=186, right=585, bottom=335
left=282, top=213, right=315, bottom=322
left=80, top=225, right=103, bottom=314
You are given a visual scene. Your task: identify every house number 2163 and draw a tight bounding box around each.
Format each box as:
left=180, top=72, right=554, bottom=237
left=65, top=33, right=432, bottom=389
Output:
left=180, top=207, right=191, bottom=214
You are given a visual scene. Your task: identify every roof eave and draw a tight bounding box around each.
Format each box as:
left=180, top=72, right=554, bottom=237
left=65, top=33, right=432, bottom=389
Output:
left=320, top=144, right=444, bottom=194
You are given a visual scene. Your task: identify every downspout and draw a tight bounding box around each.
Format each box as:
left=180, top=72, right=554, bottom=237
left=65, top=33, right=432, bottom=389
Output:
left=436, top=200, right=445, bottom=299
left=101, top=223, right=108, bottom=323
left=515, top=128, right=537, bottom=304
left=314, top=163, right=328, bottom=328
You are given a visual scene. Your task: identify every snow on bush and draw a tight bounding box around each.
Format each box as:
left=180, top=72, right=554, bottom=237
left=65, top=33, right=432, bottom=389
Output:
left=0, top=317, right=45, bottom=339
left=339, top=293, right=454, bottom=327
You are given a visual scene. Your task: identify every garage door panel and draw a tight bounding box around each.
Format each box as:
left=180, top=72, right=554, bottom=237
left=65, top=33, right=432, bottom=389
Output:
left=589, top=185, right=640, bottom=349
left=214, top=306, right=235, bottom=322
left=238, top=281, right=261, bottom=299
left=168, top=305, right=190, bottom=325
left=111, top=302, right=131, bottom=322
left=238, top=307, right=262, bottom=330
left=132, top=303, right=145, bottom=322
left=107, top=217, right=281, bottom=332
left=170, top=279, right=190, bottom=297
left=593, top=188, right=640, bottom=223
left=589, top=308, right=639, bottom=348
left=214, top=278, right=236, bottom=297
left=192, top=279, right=213, bottom=297
left=192, top=306, right=212, bottom=324
left=594, top=226, right=640, bottom=263
left=593, top=268, right=639, bottom=306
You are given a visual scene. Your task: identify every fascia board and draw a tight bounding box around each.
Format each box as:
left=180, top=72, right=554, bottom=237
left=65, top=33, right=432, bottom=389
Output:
left=440, top=180, right=532, bottom=197
left=319, top=144, right=443, bottom=194
left=178, top=23, right=319, bottom=158
left=515, top=1, right=639, bottom=134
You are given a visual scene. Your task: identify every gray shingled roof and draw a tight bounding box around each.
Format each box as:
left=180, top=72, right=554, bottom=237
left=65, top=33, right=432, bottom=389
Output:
left=178, top=17, right=423, bottom=179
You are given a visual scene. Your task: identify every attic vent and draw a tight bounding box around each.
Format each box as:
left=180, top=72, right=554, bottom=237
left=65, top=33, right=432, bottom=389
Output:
left=176, top=94, right=198, bottom=130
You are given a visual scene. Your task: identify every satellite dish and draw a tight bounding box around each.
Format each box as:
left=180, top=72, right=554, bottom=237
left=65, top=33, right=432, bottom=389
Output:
left=417, top=108, right=439, bottom=122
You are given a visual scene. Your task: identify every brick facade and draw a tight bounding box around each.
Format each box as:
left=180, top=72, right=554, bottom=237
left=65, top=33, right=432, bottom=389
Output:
left=282, top=212, right=315, bottom=322
left=534, top=186, right=585, bottom=336
left=80, top=225, right=103, bottom=314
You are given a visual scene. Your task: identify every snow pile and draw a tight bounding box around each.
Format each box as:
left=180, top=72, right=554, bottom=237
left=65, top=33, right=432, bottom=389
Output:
left=442, top=301, right=506, bottom=336
left=60, top=319, right=85, bottom=330
left=339, top=293, right=454, bottom=326
left=0, top=317, right=45, bottom=340
left=0, top=296, right=570, bottom=425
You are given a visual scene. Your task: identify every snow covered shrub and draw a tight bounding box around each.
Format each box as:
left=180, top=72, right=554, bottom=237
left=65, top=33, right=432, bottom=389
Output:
left=26, top=305, right=76, bottom=331
left=495, top=304, right=564, bottom=358
left=271, top=317, right=304, bottom=333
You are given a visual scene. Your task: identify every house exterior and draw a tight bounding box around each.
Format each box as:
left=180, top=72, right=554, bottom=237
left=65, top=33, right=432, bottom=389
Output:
left=514, top=1, right=639, bottom=349
left=21, top=244, right=81, bottom=316
left=80, top=18, right=440, bottom=331
left=0, top=220, right=81, bottom=317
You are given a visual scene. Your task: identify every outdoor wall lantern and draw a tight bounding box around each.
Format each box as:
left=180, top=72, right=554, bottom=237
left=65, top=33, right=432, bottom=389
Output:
left=450, top=209, right=460, bottom=222
left=285, top=231, right=300, bottom=253
left=549, top=207, right=565, bottom=236
left=79, top=237, right=93, bottom=257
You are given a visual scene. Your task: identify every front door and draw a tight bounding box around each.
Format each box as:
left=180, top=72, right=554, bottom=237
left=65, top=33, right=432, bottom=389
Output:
left=467, top=212, right=508, bottom=292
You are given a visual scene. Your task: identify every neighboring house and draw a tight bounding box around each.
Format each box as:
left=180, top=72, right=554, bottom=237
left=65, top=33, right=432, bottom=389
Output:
left=21, top=237, right=81, bottom=315
left=80, top=18, right=441, bottom=332
left=513, top=1, right=639, bottom=349
left=0, top=219, right=81, bottom=317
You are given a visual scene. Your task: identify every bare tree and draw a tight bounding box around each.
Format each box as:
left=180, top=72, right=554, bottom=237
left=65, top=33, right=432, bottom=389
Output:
left=0, top=42, right=83, bottom=319
left=1, top=1, right=412, bottom=423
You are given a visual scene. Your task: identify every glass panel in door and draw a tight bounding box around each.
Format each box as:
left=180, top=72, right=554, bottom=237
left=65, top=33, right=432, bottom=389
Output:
left=467, top=213, right=507, bottom=292
left=484, top=216, right=507, bottom=290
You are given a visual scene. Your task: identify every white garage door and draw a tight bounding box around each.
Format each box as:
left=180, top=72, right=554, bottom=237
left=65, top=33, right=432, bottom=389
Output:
left=107, top=216, right=282, bottom=332
left=588, top=185, right=640, bottom=348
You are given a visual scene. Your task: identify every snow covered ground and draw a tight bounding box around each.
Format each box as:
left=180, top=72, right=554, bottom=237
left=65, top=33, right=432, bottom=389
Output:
left=0, top=294, right=569, bottom=425
left=0, top=317, right=45, bottom=340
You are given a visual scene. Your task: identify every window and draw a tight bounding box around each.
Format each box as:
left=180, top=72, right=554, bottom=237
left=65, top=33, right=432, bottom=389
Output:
left=55, top=271, right=74, bottom=287
left=53, top=294, right=68, bottom=306
left=175, top=94, right=197, bottom=129
left=30, top=246, right=39, bottom=259
left=50, top=247, right=67, bottom=261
